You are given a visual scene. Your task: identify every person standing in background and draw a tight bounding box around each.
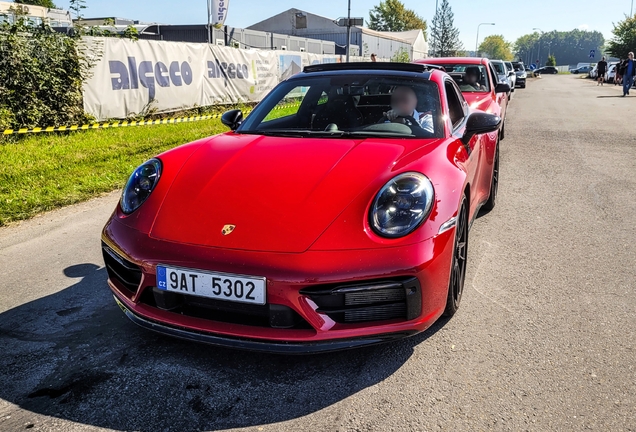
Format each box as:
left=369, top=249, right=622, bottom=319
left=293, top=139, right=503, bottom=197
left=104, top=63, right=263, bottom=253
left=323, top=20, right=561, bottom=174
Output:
left=614, top=58, right=623, bottom=86
left=621, top=52, right=635, bottom=96
left=370, top=53, right=377, bottom=62
left=596, top=57, right=607, bottom=86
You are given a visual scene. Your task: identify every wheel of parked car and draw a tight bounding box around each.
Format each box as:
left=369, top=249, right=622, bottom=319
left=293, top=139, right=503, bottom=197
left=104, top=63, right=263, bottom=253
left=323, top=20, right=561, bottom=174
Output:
left=482, top=143, right=499, bottom=212
left=443, top=195, right=468, bottom=317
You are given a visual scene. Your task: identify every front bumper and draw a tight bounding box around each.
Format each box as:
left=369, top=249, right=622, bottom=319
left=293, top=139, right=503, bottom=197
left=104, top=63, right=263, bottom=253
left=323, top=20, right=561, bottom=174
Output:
left=114, top=295, right=417, bottom=353
left=102, top=217, right=455, bottom=352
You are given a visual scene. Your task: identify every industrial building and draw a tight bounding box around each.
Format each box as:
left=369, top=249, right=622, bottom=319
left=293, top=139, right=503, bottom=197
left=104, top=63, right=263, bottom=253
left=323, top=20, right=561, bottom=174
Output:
left=247, top=8, right=429, bottom=60
left=0, top=1, right=72, bottom=27
left=57, top=18, right=336, bottom=55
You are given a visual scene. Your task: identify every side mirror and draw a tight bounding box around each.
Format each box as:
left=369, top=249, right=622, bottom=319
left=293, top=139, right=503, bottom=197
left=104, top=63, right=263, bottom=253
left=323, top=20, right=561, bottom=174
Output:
left=508, top=71, right=515, bottom=76
left=495, top=83, right=511, bottom=93
left=221, top=109, right=243, bottom=131
left=462, top=111, right=501, bottom=145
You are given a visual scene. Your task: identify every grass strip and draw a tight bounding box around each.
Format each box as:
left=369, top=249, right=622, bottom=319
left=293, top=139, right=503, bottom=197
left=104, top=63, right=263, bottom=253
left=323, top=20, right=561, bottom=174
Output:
left=0, top=119, right=226, bottom=226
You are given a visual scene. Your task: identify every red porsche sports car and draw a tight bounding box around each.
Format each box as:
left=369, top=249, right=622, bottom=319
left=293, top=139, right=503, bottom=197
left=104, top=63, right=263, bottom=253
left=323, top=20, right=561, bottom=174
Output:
left=102, top=62, right=501, bottom=353
left=414, top=58, right=510, bottom=139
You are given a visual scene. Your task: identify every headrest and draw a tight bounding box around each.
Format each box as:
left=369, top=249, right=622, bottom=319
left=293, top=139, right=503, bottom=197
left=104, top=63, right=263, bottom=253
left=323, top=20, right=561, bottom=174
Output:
left=465, top=66, right=480, bottom=76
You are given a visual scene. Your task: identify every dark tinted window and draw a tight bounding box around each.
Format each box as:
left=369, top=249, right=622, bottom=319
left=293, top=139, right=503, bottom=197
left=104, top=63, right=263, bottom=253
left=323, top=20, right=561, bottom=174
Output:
left=239, top=74, right=444, bottom=138
left=444, top=80, right=465, bottom=128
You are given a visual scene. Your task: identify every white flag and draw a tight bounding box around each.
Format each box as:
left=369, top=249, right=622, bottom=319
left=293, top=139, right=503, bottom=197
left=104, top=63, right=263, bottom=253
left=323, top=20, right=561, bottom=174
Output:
left=210, top=0, right=230, bottom=28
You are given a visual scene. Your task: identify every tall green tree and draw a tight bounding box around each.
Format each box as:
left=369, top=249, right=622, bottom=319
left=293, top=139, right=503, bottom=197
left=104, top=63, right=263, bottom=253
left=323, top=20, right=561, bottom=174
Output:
left=13, top=0, right=57, bottom=8
left=606, top=14, right=636, bottom=58
left=429, top=0, right=463, bottom=57
left=368, top=0, right=427, bottom=37
left=478, top=35, right=513, bottom=60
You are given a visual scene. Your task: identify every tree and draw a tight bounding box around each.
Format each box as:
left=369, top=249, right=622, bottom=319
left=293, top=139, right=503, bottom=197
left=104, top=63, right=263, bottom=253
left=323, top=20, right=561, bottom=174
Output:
left=14, top=0, right=57, bottom=8
left=514, top=29, right=604, bottom=66
left=429, top=0, right=463, bottom=57
left=606, top=14, right=636, bottom=58
left=546, top=54, right=556, bottom=66
left=478, top=35, right=513, bottom=60
left=368, top=0, right=427, bottom=37
left=391, top=47, right=410, bottom=62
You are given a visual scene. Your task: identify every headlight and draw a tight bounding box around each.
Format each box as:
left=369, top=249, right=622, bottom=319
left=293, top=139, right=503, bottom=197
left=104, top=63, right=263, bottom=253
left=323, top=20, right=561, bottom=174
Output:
left=369, top=172, right=435, bottom=238
left=120, top=158, right=162, bottom=214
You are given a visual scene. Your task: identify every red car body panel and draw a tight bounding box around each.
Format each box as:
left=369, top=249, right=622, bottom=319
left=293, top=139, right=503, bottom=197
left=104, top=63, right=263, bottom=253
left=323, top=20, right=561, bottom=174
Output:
left=102, top=66, right=499, bottom=352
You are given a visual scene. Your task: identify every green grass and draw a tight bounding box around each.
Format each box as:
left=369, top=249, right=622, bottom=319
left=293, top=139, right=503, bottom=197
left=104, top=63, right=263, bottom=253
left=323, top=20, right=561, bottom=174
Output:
left=0, top=119, right=228, bottom=226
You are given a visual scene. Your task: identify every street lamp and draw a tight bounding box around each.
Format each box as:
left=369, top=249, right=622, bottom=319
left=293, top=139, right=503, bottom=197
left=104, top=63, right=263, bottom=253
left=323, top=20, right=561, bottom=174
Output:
left=533, top=27, right=543, bottom=66
left=475, top=23, right=495, bottom=57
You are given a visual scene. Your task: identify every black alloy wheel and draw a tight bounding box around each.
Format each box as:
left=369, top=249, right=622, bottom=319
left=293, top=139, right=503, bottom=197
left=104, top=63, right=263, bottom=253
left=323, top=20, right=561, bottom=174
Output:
left=443, top=196, right=468, bottom=317
left=482, top=144, right=499, bottom=212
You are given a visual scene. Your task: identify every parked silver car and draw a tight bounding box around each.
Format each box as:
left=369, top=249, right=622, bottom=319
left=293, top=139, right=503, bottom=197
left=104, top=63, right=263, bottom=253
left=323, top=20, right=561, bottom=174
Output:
left=491, top=60, right=514, bottom=97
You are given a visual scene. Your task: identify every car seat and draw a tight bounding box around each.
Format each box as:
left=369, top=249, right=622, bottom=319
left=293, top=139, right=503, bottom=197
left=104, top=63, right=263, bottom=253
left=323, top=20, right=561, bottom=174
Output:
left=311, top=95, right=363, bottom=130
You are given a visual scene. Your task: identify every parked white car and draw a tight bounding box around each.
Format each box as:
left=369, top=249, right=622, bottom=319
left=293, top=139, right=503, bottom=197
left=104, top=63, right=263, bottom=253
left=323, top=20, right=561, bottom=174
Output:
left=589, top=65, right=598, bottom=79
left=607, top=63, right=619, bottom=83
left=504, top=61, right=517, bottom=89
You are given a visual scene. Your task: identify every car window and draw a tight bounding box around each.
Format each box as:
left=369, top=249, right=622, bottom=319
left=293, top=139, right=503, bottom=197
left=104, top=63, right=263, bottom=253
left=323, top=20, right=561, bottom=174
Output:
left=423, top=63, right=490, bottom=93
left=488, top=63, right=499, bottom=84
left=238, top=75, right=444, bottom=139
left=492, top=62, right=505, bottom=74
left=445, top=80, right=465, bottom=129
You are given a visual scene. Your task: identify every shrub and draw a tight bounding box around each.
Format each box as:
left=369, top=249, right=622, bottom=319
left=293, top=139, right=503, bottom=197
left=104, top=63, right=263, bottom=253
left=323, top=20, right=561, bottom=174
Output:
left=0, top=10, right=91, bottom=130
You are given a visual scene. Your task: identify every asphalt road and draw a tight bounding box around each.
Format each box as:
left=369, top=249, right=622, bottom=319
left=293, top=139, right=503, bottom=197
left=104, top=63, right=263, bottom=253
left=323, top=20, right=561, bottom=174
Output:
left=1, top=75, right=635, bottom=432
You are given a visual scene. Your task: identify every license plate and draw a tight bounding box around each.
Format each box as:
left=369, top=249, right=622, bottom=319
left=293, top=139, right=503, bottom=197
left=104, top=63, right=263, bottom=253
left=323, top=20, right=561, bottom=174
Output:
left=156, top=265, right=266, bottom=305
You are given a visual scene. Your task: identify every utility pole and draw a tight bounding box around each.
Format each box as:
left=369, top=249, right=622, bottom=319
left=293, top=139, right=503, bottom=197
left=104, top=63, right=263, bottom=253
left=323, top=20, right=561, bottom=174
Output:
left=346, top=0, right=351, bottom=62
left=206, top=0, right=211, bottom=44
left=533, top=28, right=543, bottom=66
left=432, top=0, right=438, bottom=57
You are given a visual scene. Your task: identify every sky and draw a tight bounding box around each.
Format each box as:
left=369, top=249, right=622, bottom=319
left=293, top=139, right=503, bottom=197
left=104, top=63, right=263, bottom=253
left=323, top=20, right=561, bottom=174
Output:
left=54, top=0, right=633, bottom=49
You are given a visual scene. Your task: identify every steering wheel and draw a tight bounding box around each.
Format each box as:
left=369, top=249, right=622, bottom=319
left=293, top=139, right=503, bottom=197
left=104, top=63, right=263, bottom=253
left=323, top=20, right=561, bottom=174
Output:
left=396, top=115, right=420, bottom=126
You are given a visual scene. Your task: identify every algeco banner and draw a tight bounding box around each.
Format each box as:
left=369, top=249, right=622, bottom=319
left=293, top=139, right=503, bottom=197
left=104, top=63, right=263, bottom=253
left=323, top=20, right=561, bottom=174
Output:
left=82, top=37, right=340, bottom=120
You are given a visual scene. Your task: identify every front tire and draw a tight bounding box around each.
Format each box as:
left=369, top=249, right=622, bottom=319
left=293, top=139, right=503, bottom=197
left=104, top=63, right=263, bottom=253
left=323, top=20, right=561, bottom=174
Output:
left=443, top=196, right=468, bottom=317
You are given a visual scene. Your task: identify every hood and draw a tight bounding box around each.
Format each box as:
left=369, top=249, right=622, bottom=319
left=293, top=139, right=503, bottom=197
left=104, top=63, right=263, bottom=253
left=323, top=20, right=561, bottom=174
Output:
left=149, top=133, right=430, bottom=253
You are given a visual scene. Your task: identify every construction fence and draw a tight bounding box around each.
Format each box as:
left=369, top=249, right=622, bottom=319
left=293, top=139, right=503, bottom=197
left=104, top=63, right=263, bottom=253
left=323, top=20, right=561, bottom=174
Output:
left=83, top=37, right=369, bottom=121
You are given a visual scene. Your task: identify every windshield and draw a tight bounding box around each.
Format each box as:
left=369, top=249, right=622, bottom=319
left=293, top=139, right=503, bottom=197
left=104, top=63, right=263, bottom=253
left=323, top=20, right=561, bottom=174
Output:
left=512, top=62, right=524, bottom=71
left=238, top=75, right=444, bottom=139
left=427, top=64, right=490, bottom=93
left=492, top=62, right=505, bottom=74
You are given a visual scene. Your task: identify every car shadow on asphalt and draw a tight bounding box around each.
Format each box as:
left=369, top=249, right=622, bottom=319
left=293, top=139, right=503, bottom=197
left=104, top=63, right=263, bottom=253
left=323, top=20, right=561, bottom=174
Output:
left=596, top=95, right=626, bottom=98
left=0, top=263, right=450, bottom=432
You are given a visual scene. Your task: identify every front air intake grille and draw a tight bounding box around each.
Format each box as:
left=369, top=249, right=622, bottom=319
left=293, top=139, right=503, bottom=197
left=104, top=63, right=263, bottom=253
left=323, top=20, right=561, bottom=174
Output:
left=300, top=278, right=421, bottom=324
left=139, top=287, right=312, bottom=330
left=344, top=303, right=407, bottom=322
left=102, top=243, right=142, bottom=293
left=344, top=288, right=406, bottom=306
